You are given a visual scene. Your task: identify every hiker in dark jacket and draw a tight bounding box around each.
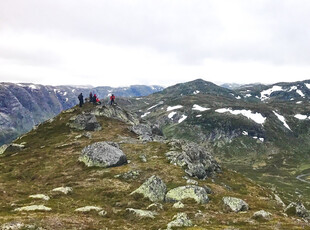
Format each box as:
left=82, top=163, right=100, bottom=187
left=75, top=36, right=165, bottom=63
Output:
left=89, top=92, right=93, bottom=103
left=78, top=93, right=84, bottom=107
left=110, top=94, right=115, bottom=105
left=93, top=94, right=97, bottom=105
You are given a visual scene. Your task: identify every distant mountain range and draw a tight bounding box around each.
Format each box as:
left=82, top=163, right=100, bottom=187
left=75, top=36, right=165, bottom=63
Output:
left=0, top=83, right=163, bottom=145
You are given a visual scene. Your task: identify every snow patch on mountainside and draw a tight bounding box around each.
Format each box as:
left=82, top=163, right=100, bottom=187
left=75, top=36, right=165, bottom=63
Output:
left=192, top=104, right=210, bottom=112
left=215, top=108, right=266, bottom=124
left=260, top=86, right=283, bottom=101
left=273, top=111, right=291, bottom=131
left=294, top=114, right=308, bottom=120
left=178, top=115, right=187, bottom=123
left=167, top=105, right=183, bottom=111
left=168, top=112, right=177, bottom=119
left=141, top=112, right=150, bottom=118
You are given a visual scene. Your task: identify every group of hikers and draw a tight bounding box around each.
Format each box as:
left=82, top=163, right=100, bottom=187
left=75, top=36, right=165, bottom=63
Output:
left=78, top=92, right=116, bottom=107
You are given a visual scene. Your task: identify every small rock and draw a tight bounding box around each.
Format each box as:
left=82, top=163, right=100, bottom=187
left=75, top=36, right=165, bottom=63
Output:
left=274, top=194, right=286, bottom=208
left=98, top=210, right=107, bottom=217
left=63, top=108, right=76, bottom=114
left=139, top=154, right=147, bottom=162
left=186, top=179, right=198, bottom=185
left=0, top=144, right=8, bottom=155
left=222, top=197, right=249, bottom=212
left=126, top=208, right=158, bottom=219
left=115, top=170, right=140, bottom=180
left=1, top=221, right=25, bottom=230
left=252, top=210, right=272, bottom=221
left=29, top=194, right=50, bottom=201
left=79, top=142, right=127, bottom=168
left=166, top=213, right=193, bottom=229
left=203, top=185, right=212, bottom=194
left=131, top=175, right=167, bottom=202
left=74, top=206, right=102, bottom=212
left=52, top=187, right=73, bottom=195
left=14, top=205, right=51, bottom=212
left=147, top=203, right=163, bottom=211
left=165, top=185, right=209, bottom=204
left=173, top=201, right=184, bottom=209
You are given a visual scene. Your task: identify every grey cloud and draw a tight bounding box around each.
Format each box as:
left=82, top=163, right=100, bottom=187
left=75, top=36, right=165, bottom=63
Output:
left=1, top=0, right=310, bottom=66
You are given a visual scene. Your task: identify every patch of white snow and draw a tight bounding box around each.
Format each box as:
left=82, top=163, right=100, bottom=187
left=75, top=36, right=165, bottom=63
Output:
left=192, top=104, right=210, bottom=112
left=178, top=115, right=187, bottom=123
left=260, top=86, right=283, bottom=101
left=215, top=108, right=266, bottom=124
left=168, top=112, right=177, bottom=119
left=193, top=90, right=200, bottom=95
left=296, top=89, right=305, bottom=97
left=141, top=112, right=150, bottom=118
left=196, top=115, right=202, bottom=117
left=167, top=105, right=183, bottom=111
left=235, top=96, right=241, bottom=99
left=305, top=83, right=310, bottom=89
left=242, top=131, right=248, bottom=136
left=273, top=111, right=292, bottom=131
left=294, top=114, right=308, bottom=120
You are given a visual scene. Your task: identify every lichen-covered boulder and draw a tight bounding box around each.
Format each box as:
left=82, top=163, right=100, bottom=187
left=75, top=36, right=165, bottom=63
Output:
left=79, top=142, right=127, bottom=168
left=126, top=208, right=158, bottom=219
left=252, top=210, right=272, bottom=221
left=285, top=202, right=310, bottom=218
left=166, top=213, right=193, bottom=229
left=223, top=197, right=249, bottom=212
left=52, top=186, right=73, bottom=195
left=29, top=194, right=50, bottom=201
left=131, top=175, right=167, bottom=202
left=165, top=185, right=209, bottom=204
left=68, top=113, right=101, bottom=131
left=165, top=141, right=221, bottom=179
left=173, top=201, right=185, bottom=209
left=75, top=206, right=102, bottom=212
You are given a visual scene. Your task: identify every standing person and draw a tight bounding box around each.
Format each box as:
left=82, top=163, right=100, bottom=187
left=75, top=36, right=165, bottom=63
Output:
left=78, top=93, right=84, bottom=107
left=93, top=94, right=97, bottom=105
left=110, top=94, right=115, bottom=105
left=89, top=92, right=93, bottom=103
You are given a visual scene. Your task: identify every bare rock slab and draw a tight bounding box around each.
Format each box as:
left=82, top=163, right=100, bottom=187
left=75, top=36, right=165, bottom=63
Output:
left=52, top=187, right=73, bottom=194
left=252, top=210, right=272, bottom=221
left=126, top=208, right=158, bottom=219
left=79, top=142, right=127, bottom=168
left=131, top=175, right=167, bottom=202
left=14, top=205, right=51, bottom=212
left=167, top=213, right=193, bottom=229
left=165, top=185, right=209, bottom=204
left=223, top=197, right=249, bottom=212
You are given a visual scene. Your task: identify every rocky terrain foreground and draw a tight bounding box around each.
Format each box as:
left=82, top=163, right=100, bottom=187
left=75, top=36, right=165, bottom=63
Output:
left=0, top=103, right=309, bottom=229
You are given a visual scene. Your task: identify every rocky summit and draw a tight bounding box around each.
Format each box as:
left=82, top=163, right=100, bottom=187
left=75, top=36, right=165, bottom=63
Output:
left=0, top=91, right=310, bottom=229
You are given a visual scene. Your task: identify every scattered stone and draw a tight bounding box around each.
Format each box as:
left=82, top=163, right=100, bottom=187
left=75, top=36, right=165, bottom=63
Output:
left=74, top=206, right=103, bottom=212
left=165, top=141, right=221, bottom=179
left=126, top=208, right=158, bottom=219
left=203, top=185, right=212, bottom=194
left=1, top=221, right=25, bottom=230
left=252, top=210, right=272, bottom=221
left=29, top=194, right=50, bottom=201
left=166, top=213, right=193, bottom=229
left=0, top=143, right=25, bottom=155
left=14, top=205, right=51, bottom=212
left=186, top=179, right=198, bottom=185
left=68, top=113, right=101, bottom=131
left=139, top=154, right=147, bottom=163
left=165, top=185, right=209, bottom=204
left=52, top=187, right=73, bottom=195
left=131, top=175, right=167, bottom=202
left=285, top=202, right=310, bottom=218
left=75, top=132, right=92, bottom=140
left=79, top=142, right=127, bottom=168
left=222, top=197, right=249, bottom=212
left=274, top=194, right=286, bottom=208
left=98, top=210, right=107, bottom=217
left=221, top=182, right=232, bottom=191
left=173, top=201, right=185, bottom=209
left=115, top=170, right=140, bottom=180
left=195, top=210, right=205, bottom=218
left=147, top=203, right=163, bottom=211
left=63, top=108, right=75, bottom=114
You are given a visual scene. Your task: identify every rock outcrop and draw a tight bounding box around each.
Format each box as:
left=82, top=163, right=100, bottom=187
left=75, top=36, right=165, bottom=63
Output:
left=131, top=175, right=167, bottom=202
left=126, top=208, right=158, bottom=219
left=285, top=202, right=310, bottom=218
left=74, top=206, right=103, bottom=212
left=52, top=187, right=73, bottom=195
left=79, top=142, right=127, bottom=168
left=165, top=185, right=209, bottom=204
left=14, top=205, right=52, bottom=212
left=68, top=113, right=101, bottom=131
left=166, top=213, right=193, bottom=229
left=166, top=141, right=221, bottom=179
left=29, top=194, right=50, bottom=201
left=222, top=197, right=249, bottom=212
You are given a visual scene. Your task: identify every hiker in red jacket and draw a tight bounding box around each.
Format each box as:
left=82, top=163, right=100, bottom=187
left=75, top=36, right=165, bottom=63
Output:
left=110, top=94, right=115, bottom=105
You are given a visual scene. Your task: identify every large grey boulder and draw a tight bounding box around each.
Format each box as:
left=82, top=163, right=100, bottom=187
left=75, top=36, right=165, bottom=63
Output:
left=166, top=213, right=193, bottom=229
left=131, top=175, right=167, bottom=202
left=223, top=197, right=249, bottom=212
left=79, top=142, right=127, bottom=168
left=165, top=185, right=209, bottom=204
left=285, top=202, right=310, bottom=218
left=68, top=113, right=101, bottom=131
left=252, top=210, right=272, bottom=221
left=166, top=141, right=221, bottom=179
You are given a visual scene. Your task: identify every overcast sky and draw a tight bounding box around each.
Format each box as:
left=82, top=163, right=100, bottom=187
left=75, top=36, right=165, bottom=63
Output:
left=1, top=0, right=310, bottom=87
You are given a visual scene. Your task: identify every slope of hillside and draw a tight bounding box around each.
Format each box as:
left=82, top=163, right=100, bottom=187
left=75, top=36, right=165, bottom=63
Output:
left=117, top=79, right=310, bottom=206
left=0, top=83, right=163, bottom=145
left=0, top=103, right=308, bottom=229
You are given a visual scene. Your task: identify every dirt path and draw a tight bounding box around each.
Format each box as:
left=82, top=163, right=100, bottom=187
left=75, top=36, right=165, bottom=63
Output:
left=296, top=173, right=310, bottom=184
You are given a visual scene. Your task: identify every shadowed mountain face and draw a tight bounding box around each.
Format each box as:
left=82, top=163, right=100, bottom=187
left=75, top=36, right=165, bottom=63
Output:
left=0, top=83, right=163, bottom=145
